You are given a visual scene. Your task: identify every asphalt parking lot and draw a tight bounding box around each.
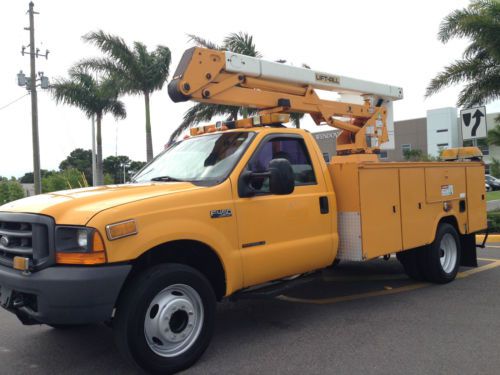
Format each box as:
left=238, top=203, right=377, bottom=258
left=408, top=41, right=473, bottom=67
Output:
left=1, top=245, right=500, bottom=375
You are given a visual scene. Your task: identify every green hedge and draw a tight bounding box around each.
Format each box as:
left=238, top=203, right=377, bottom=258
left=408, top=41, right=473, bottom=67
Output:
left=488, top=210, right=500, bottom=232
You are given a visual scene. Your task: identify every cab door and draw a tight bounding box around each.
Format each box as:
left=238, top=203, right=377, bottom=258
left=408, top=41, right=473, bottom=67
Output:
left=231, top=133, right=334, bottom=287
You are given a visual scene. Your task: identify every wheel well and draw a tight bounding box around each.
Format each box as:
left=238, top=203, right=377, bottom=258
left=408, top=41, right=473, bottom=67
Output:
left=126, top=240, right=226, bottom=300
left=438, top=215, right=459, bottom=232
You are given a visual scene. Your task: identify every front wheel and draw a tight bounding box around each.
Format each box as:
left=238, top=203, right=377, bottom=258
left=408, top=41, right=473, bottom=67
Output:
left=113, top=264, right=216, bottom=374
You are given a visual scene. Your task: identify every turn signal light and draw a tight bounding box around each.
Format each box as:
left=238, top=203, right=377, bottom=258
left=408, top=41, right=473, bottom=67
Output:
left=13, top=256, right=30, bottom=271
left=56, top=231, right=107, bottom=265
left=56, top=251, right=106, bottom=265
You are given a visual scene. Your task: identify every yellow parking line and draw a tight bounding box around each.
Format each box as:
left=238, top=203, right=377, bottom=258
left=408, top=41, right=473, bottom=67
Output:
left=277, top=282, right=430, bottom=305
left=457, top=258, right=500, bottom=279
left=277, top=257, right=500, bottom=305
left=322, top=274, right=408, bottom=282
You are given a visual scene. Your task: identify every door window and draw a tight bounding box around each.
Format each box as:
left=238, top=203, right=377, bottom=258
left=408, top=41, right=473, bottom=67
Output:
left=246, top=136, right=316, bottom=194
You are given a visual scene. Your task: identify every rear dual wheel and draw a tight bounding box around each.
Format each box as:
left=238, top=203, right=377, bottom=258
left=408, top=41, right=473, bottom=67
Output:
left=397, top=223, right=461, bottom=284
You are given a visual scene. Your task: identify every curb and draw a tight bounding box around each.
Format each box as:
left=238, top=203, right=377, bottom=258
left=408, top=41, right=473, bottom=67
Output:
left=476, top=234, right=500, bottom=243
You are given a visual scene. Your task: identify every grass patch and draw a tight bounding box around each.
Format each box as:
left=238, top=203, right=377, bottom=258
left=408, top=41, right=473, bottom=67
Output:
left=486, top=191, right=500, bottom=201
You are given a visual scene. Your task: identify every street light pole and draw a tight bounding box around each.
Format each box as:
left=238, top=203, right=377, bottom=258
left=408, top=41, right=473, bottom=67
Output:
left=91, top=115, right=97, bottom=186
left=27, top=1, right=41, bottom=195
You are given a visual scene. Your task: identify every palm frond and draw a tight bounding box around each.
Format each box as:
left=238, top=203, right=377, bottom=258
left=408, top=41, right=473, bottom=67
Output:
left=84, top=31, right=135, bottom=66
left=186, top=34, right=221, bottom=50
left=289, top=113, right=305, bottom=128
left=51, top=66, right=126, bottom=121
left=169, top=103, right=241, bottom=143
left=107, top=100, right=127, bottom=120
left=456, top=69, right=500, bottom=107
left=51, top=79, right=95, bottom=118
left=488, top=125, right=500, bottom=146
left=148, top=46, right=172, bottom=91
left=425, top=57, right=494, bottom=97
left=223, top=32, right=261, bottom=57
left=75, top=57, right=127, bottom=79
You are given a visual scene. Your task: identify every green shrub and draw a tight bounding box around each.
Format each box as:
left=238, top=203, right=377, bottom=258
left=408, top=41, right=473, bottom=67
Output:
left=487, top=210, right=500, bottom=232
left=0, top=178, right=25, bottom=204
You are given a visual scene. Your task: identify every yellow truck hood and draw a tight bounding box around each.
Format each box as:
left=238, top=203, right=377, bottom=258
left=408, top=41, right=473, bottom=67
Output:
left=0, top=182, right=202, bottom=225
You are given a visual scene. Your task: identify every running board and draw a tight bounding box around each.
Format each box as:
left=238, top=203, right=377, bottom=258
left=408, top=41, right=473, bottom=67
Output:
left=230, top=272, right=319, bottom=301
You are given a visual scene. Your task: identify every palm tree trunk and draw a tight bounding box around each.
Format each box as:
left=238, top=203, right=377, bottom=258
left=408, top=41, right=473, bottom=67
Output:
left=96, top=113, right=104, bottom=185
left=145, top=92, right=153, bottom=162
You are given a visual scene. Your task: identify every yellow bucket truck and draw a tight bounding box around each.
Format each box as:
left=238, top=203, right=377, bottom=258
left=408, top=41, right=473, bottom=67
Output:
left=0, top=47, right=487, bottom=374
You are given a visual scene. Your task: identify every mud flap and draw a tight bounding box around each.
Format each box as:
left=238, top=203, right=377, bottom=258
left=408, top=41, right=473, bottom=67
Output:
left=460, top=233, right=478, bottom=267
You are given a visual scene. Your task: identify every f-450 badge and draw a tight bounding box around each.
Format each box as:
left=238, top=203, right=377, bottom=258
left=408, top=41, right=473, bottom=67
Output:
left=210, top=209, right=232, bottom=219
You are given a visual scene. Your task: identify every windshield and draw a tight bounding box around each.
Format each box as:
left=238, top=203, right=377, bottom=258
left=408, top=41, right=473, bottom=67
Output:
left=133, top=132, right=255, bottom=184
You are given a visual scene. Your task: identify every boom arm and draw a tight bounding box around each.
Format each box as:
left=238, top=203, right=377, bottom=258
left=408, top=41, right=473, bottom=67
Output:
left=168, top=47, right=404, bottom=154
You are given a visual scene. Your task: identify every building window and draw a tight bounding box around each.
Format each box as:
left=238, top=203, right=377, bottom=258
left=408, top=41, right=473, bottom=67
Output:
left=322, top=152, right=330, bottom=162
left=436, top=129, right=448, bottom=133
left=379, top=151, right=388, bottom=159
left=401, top=144, right=411, bottom=153
left=437, top=143, right=449, bottom=148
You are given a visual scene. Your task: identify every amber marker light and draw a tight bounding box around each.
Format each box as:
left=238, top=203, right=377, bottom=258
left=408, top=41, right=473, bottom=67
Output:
left=106, top=219, right=138, bottom=241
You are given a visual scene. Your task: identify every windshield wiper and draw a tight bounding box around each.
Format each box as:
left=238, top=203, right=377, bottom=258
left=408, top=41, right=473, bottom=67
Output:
left=150, top=176, right=185, bottom=182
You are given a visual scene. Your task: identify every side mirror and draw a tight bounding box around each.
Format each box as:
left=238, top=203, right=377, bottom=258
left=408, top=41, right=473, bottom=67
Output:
left=268, top=158, right=295, bottom=195
left=238, top=158, right=295, bottom=197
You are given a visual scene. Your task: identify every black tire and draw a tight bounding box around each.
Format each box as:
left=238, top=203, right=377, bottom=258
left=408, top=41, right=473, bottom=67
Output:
left=113, top=263, right=216, bottom=375
left=396, top=248, right=426, bottom=281
left=419, top=223, right=461, bottom=284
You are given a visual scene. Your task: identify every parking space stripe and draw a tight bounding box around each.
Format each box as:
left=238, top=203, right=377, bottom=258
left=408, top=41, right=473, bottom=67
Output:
left=456, top=258, right=500, bottom=279
left=277, top=257, right=500, bottom=305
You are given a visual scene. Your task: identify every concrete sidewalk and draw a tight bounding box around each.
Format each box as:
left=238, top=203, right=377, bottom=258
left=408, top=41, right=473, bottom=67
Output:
left=487, top=199, right=500, bottom=212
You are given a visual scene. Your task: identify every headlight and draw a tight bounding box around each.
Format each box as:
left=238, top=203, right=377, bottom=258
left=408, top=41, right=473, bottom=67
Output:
left=77, top=229, right=88, bottom=248
left=55, top=226, right=107, bottom=265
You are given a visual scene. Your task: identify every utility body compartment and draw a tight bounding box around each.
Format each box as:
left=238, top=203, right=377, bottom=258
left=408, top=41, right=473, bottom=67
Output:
left=328, top=155, right=487, bottom=261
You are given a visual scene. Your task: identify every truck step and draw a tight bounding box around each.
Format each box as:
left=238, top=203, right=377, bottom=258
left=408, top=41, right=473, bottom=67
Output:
left=230, top=272, right=319, bottom=301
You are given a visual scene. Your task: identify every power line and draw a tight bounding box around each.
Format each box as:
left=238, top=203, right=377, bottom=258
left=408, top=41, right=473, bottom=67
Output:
left=0, top=93, right=30, bottom=111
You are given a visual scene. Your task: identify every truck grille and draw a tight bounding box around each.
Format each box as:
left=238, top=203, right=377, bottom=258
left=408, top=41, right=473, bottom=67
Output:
left=0, top=213, right=54, bottom=270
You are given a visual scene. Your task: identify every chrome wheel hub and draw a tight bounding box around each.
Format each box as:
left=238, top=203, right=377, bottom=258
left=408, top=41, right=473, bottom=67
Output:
left=439, top=233, right=458, bottom=274
left=144, top=284, right=204, bottom=357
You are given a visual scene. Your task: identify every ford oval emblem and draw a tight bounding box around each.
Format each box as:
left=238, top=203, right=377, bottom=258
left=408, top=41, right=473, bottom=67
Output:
left=0, top=236, right=9, bottom=247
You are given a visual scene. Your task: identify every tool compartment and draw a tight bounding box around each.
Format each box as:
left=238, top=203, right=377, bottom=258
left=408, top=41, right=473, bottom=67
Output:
left=329, top=156, right=486, bottom=261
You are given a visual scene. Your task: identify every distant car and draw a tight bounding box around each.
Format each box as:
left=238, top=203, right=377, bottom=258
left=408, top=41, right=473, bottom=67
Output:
left=486, top=175, right=500, bottom=190
left=486, top=183, right=492, bottom=192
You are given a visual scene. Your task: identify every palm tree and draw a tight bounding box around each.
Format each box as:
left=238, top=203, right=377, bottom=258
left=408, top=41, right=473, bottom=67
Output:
left=52, top=69, right=126, bottom=185
left=79, top=31, right=171, bottom=162
left=425, top=0, right=500, bottom=108
left=488, top=124, right=500, bottom=146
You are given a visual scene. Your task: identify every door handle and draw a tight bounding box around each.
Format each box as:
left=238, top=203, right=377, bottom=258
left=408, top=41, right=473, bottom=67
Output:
left=319, top=196, right=329, bottom=214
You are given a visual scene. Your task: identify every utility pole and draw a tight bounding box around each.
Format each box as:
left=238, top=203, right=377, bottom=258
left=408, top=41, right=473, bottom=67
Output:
left=28, top=2, right=41, bottom=195
left=18, top=2, right=49, bottom=195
